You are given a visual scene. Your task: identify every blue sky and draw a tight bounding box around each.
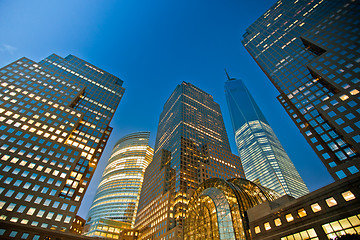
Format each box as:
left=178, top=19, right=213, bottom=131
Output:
left=0, top=0, right=333, bottom=219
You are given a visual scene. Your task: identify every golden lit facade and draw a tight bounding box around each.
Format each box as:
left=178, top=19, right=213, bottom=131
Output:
left=135, top=82, right=245, bottom=240
left=0, top=54, right=124, bottom=236
left=184, top=178, right=280, bottom=240
left=85, top=132, right=153, bottom=239
left=84, top=218, right=138, bottom=240
left=242, top=0, right=360, bottom=181
left=70, top=215, right=86, bottom=235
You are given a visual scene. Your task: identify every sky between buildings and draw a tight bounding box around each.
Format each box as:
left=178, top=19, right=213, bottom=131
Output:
left=0, top=0, right=334, bottom=219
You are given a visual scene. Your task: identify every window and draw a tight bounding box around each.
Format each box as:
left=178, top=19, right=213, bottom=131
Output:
left=254, top=226, right=261, bottom=234
left=342, top=191, right=356, bottom=201
left=336, top=170, right=347, bottom=179
left=46, top=212, right=54, bottom=219
left=9, top=231, right=18, bottom=237
left=311, top=203, right=321, bottom=213
left=298, top=208, right=307, bottom=218
left=325, top=197, right=337, bottom=207
left=6, top=203, right=16, bottom=211
left=264, top=222, right=271, bottom=230
left=286, top=213, right=294, bottom=222
left=21, top=233, right=29, bottom=239
left=27, top=208, right=36, bottom=215
left=36, top=210, right=45, bottom=217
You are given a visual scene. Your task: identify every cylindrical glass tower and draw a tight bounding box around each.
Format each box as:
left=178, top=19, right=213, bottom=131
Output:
left=85, top=132, right=153, bottom=237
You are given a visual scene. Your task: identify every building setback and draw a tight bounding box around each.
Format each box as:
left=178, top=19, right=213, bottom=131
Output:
left=85, top=132, right=153, bottom=239
left=242, top=0, right=360, bottom=180
left=0, top=54, right=124, bottom=237
left=225, top=77, right=308, bottom=198
left=135, top=82, right=245, bottom=240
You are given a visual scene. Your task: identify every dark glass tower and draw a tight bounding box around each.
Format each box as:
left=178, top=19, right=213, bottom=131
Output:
left=225, top=77, right=308, bottom=198
left=135, top=82, right=245, bottom=240
left=0, top=54, right=124, bottom=235
left=242, top=0, right=359, bottom=181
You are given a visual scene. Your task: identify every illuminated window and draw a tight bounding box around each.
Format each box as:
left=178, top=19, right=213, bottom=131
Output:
left=274, top=218, right=282, bottom=226
left=340, top=94, right=349, bottom=101
left=298, top=208, right=307, bottom=218
left=264, top=222, right=271, bottom=230
left=281, top=228, right=317, bottom=240
left=254, top=226, right=261, bottom=234
left=286, top=213, right=294, bottom=222
left=325, top=197, right=337, bottom=207
left=342, top=191, right=355, bottom=201
left=27, top=208, right=36, bottom=215
left=350, top=89, right=359, bottom=95
left=311, top=203, right=322, bottom=213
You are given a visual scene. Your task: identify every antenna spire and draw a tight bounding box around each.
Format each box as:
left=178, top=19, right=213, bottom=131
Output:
left=224, top=68, right=231, bottom=80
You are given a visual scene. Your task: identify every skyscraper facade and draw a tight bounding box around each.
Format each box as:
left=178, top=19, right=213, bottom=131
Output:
left=135, top=82, right=245, bottom=240
left=85, top=132, right=153, bottom=239
left=225, top=78, right=308, bottom=198
left=242, top=0, right=359, bottom=181
left=0, top=54, right=124, bottom=236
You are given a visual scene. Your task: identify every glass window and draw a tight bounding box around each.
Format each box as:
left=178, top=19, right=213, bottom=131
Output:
left=264, top=222, right=271, bottom=230
left=298, top=208, right=307, bottom=218
left=336, top=170, right=347, bottom=179
left=286, top=213, right=294, bottom=222
left=311, top=203, right=321, bottom=213
left=325, top=197, right=337, bottom=207
left=342, top=191, right=356, bottom=201
left=254, top=226, right=261, bottom=234
left=274, top=218, right=282, bottom=226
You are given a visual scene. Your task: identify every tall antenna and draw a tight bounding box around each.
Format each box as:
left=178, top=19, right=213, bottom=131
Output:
left=224, top=68, right=231, bottom=80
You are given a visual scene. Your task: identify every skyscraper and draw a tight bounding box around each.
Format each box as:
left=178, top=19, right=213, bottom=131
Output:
left=0, top=54, right=124, bottom=236
left=135, top=82, right=245, bottom=240
left=225, top=77, right=308, bottom=198
left=85, top=132, right=153, bottom=239
left=242, top=0, right=359, bottom=181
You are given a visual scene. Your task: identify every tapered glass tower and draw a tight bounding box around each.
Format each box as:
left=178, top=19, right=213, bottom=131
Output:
left=0, top=54, right=124, bottom=236
left=225, top=77, right=308, bottom=198
left=135, top=82, right=245, bottom=240
left=242, top=0, right=360, bottom=181
left=85, top=132, right=153, bottom=238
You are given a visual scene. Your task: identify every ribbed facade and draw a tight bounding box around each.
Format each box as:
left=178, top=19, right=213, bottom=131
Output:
left=242, top=0, right=360, bottom=181
left=225, top=78, right=308, bottom=198
left=85, top=132, right=153, bottom=238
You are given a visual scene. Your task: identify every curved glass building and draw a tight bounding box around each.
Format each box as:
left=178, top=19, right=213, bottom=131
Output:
left=184, top=178, right=280, bottom=240
left=225, top=78, right=309, bottom=198
left=85, top=132, right=153, bottom=238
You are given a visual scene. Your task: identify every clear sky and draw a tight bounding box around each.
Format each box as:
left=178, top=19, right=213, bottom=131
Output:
left=0, top=0, right=333, bottom=219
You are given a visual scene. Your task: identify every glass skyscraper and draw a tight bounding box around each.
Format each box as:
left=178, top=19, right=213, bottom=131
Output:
left=225, top=77, right=308, bottom=198
left=242, top=0, right=359, bottom=181
left=85, top=132, right=153, bottom=239
left=0, top=54, right=124, bottom=237
left=135, top=82, right=245, bottom=240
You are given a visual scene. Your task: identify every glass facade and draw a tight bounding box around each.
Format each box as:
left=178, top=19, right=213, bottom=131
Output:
left=225, top=78, right=308, bottom=198
left=241, top=0, right=360, bottom=181
left=85, top=132, right=153, bottom=238
left=0, top=54, right=124, bottom=233
left=135, top=82, right=245, bottom=240
left=184, top=178, right=280, bottom=240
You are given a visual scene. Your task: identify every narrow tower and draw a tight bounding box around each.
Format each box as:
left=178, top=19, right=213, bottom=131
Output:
left=225, top=77, right=308, bottom=198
